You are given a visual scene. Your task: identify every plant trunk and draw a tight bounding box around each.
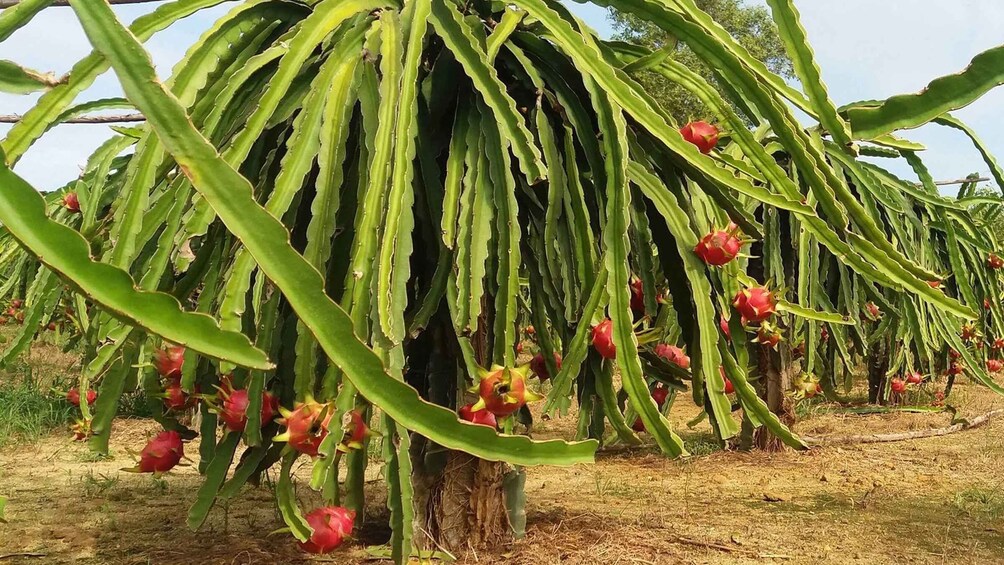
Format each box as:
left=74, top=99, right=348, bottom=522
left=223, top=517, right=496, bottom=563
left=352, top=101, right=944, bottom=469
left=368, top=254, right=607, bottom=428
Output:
left=867, top=339, right=889, bottom=404
left=410, top=307, right=514, bottom=555
left=754, top=342, right=797, bottom=451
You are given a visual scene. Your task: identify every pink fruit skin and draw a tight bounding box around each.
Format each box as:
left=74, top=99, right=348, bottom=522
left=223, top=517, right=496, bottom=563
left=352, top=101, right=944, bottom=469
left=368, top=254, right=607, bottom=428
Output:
left=694, top=226, right=742, bottom=266
left=679, top=121, right=719, bottom=154
left=138, top=430, right=184, bottom=473
left=279, top=402, right=331, bottom=457
left=477, top=370, right=533, bottom=416
left=630, top=280, right=645, bottom=314
left=66, top=388, right=97, bottom=406
left=654, top=344, right=690, bottom=369
left=459, top=403, right=498, bottom=427
left=732, top=287, right=776, bottom=324
left=220, top=390, right=278, bottom=432
left=891, top=379, right=906, bottom=394
left=299, top=507, right=355, bottom=554
left=592, top=319, right=617, bottom=359
left=530, top=352, right=562, bottom=380
left=163, top=383, right=191, bottom=411
left=63, top=192, right=80, bottom=213
left=632, top=387, right=670, bottom=432
left=155, top=346, right=185, bottom=381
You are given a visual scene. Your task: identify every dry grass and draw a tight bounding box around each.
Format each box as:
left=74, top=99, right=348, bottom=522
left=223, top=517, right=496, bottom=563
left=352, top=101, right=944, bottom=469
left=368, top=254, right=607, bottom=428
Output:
left=3, top=347, right=1004, bottom=564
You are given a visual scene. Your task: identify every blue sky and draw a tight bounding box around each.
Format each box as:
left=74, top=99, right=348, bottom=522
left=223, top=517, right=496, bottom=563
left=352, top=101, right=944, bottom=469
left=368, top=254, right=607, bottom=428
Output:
left=1, top=0, right=1001, bottom=194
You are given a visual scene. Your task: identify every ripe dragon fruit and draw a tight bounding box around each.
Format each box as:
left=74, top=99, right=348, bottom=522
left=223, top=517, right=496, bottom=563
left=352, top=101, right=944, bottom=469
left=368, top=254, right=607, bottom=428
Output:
left=654, top=343, right=690, bottom=369
left=986, top=298, right=994, bottom=310
left=630, top=279, right=646, bottom=315
left=162, top=382, right=197, bottom=412
left=459, top=403, right=498, bottom=427
left=337, top=410, right=373, bottom=452
left=679, top=121, right=719, bottom=154
left=154, top=345, right=185, bottom=381
left=66, top=388, right=97, bottom=407
left=988, top=253, right=1004, bottom=270
left=932, top=390, right=946, bottom=407
left=530, top=351, right=562, bottom=380
left=949, top=349, right=962, bottom=360
left=592, top=318, right=617, bottom=359
left=63, top=191, right=80, bottom=213
left=755, top=322, right=783, bottom=348
left=723, top=374, right=735, bottom=395
left=11, top=299, right=22, bottom=309
left=299, top=506, right=355, bottom=554
left=525, top=325, right=536, bottom=336
left=947, top=363, right=964, bottom=376
left=820, top=325, right=830, bottom=343
left=720, top=316, right=732, bottom=341
left=275, top=399, right=333, bottom=457
left=632, top=385, right=670, bottom=432
left=694, top=223, right=743, bottom=266
left=470, top=365, right=543, bottom=417
left=926, top=280, right=942, bottom=289
left=890, top=378, right=906, bottom=394
left=133, top=430, right=184, bottom=474
left=994, top=338, right=1004, bottom=350
left=732, top=286, right=777, bottom=325
left=905, top=372, right=923, bottom=385
left=988, top=359, right=1004, bottom=373
left=218, top=388, right=278, bottom=432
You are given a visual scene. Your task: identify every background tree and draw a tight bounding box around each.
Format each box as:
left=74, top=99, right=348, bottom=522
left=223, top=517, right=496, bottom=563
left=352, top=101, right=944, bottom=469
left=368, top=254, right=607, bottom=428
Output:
left=609, top=0, right=794, bottom=123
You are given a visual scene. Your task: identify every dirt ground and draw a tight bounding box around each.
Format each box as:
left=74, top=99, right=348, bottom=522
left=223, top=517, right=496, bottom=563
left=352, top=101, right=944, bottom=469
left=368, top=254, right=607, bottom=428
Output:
left=2, top=372, right=1004, bottom=564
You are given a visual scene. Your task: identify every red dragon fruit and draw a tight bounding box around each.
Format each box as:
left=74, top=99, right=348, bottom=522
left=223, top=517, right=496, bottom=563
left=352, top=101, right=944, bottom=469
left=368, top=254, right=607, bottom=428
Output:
left=525, top=325, right=536, bottom=336
left=63, top=191, right=80, bottom=213
left=948, top=363, right=964, bottom=376
left=632, top=385, right=670, bottom=432
left=630, top=279, right=646, bottom=315
left=530, top=351, right=562, bottom=380
left=905, top=372, right=923, bottom=385
left=994, top=338, right=1004, bottom=350
left=932, top=390, right=946, bottom=407
left=459, top=403, right=498, bottom=428
left=926, top=280, right=942, bottom=289
left=133, top=430, right=184, bottom=474
left=694, top=223, right=743, bottom=266
left=11, top=299, right=22, bottom=309
left=720, top=316, right=732, bottom=341
left=66, top=388, right=97, bottom=407
left=162, top=382, right=197, bottom=412
left=654, top=343, right=690, bottom=369
left=988, top=359, right=1004, bottom=373
left=218, top=389, right=278, bottom=432
left=988, top=253, right=1004, bottom=270
left=679, top=121, right=719, bottom=154
left=732, top=286, right=777, bottom=324
left=890, top=378, right=906, bottom=394
left=299, top=506, right=355, bottom=554
left=723, top=375, right=735, bottom=395
left=820, top=325, right=830, bottom=343
left=154, top=345, right=185, bottom=381
left=337, top=410, right=372, bottom=452
left=592, top=318, right=617, bottom=359
left=986, top=298, right=994, bottom=310
left=275, top=400, right=332, bottom=457
left=470, top=365, right=543, bottom=417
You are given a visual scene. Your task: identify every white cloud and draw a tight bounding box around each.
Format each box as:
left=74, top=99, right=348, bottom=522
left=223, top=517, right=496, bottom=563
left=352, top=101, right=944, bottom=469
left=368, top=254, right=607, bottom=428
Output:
left=3, top=1, right=1002, bottom=192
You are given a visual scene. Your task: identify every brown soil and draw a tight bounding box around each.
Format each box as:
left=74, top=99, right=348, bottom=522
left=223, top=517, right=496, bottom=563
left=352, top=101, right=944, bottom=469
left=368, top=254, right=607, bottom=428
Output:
left=2, top=367, right=1004, bottom=564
